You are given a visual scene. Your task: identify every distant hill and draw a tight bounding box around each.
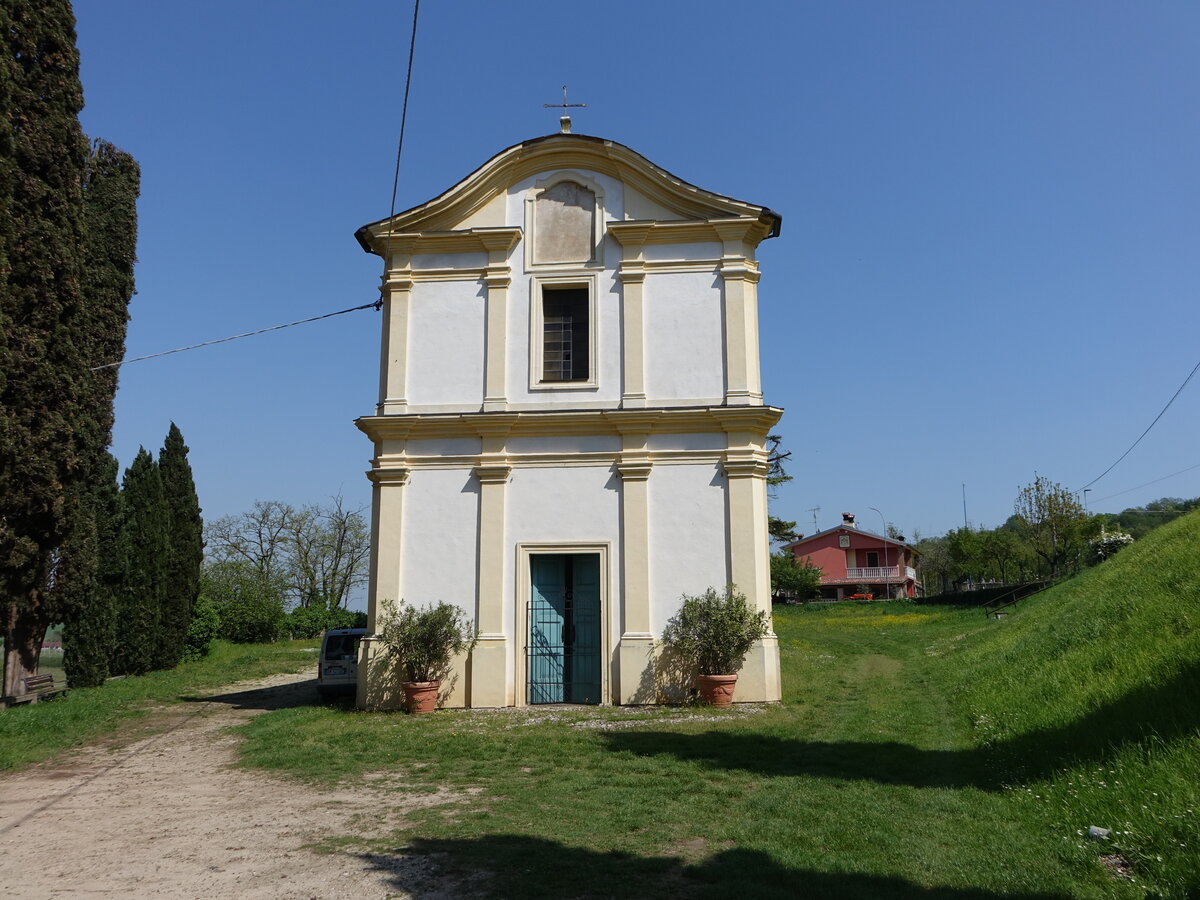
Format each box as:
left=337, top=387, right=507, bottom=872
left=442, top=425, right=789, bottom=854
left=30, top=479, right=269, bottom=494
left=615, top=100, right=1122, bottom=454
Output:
left=947, top=508, right=1200, bottom=897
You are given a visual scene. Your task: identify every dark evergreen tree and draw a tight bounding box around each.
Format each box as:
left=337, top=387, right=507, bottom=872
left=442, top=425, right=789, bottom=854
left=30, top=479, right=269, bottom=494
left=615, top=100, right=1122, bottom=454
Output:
left=0, top=0, right=91, bottom=696
left=112, top=449, right=167, bottom=676
left=157, top=423, right=203, bottom=669
left=62, top=455, right=121, bottom=686
left=54, top=142, right=139, bottom=685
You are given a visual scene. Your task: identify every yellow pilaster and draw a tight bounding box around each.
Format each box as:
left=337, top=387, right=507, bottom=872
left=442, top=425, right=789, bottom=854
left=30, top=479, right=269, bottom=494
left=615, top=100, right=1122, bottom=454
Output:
left=358, top=464, right=409, bottom=710
left=480, top=233, right=516, bottom=412
left=713, top=221, right=764, bottom=407
left=377, top=239, right=416, bottom=415
left=613, top=413, right=659, bottom=703
left=471, top=417, right=518, bottom=706
left=722, top=451, right=780, bottom=702
left=610, top=224, right=652, bottom=408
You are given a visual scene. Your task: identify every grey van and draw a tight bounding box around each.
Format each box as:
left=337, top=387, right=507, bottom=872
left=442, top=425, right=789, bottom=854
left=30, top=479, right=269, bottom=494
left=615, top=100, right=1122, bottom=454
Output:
left=317, top=628, right=366, bottom=699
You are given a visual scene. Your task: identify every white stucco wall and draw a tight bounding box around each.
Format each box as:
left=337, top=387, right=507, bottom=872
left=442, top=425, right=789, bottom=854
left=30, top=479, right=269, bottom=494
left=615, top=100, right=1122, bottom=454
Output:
left=506, top=434, right=622, bottom=455
left=643, top=241, right=722, bottom=261
left=404, top=437, right=482, bottom=458
left=413, top=251, right=487, bottom=270
left=642, top=272, right=726, bottom=405
left=647, top=462, right=730, bottom=633
left=406, top=280, right=487, bottom=409
left=644, top=432, right=726, bottom=452
left=399, top=468, right=480, bottom=619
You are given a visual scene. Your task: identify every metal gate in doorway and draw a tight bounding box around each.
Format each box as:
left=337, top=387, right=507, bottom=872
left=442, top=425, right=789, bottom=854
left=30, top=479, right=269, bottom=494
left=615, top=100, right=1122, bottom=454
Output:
left=527, top=553, right=601, bottom=704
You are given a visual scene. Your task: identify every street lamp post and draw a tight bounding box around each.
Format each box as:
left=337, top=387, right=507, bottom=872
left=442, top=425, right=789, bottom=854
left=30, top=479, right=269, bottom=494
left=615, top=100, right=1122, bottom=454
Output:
left=868, top=506, right=889, bottom=600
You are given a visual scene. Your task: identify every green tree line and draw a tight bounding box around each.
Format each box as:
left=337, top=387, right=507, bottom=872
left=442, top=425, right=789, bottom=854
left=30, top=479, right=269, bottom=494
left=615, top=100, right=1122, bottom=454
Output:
left=202, top=498, right=371, bottom=641
left=915, top=480, right=1189, bottom=595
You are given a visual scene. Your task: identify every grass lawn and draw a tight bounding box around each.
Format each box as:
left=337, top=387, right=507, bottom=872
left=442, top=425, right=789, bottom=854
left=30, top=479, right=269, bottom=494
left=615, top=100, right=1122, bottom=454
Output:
left=236, top=604, right=1142, bottom=899
left=0, top=639, right=317, bottom=770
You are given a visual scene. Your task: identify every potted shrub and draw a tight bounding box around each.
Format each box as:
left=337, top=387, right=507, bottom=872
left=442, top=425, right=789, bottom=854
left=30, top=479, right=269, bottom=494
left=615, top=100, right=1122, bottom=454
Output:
left=660, top=586, right=769, bottom=707
left=378, top=599, right=477, bottom=713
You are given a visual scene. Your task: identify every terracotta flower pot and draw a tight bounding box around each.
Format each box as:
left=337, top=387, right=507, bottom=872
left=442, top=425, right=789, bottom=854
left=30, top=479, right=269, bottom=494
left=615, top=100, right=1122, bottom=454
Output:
left=402, top=680, right=440, bottom=714
left=696, top=674, right=738, bottom=707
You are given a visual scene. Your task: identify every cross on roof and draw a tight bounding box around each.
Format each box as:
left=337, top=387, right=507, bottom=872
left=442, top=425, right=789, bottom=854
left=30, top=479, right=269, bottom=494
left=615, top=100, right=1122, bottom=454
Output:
left=544, top=85, right=586, bottom=134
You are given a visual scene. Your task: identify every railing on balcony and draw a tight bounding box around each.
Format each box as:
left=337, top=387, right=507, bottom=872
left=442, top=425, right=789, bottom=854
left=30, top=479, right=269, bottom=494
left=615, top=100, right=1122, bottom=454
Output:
left=845, top=566, right=899, bottom=580
left=843, top=566, right=918, bottom=581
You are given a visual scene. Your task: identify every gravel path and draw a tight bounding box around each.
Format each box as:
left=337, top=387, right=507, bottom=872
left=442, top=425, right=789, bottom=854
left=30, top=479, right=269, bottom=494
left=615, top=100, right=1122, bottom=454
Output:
left=0, top=672, right=456, bottom=899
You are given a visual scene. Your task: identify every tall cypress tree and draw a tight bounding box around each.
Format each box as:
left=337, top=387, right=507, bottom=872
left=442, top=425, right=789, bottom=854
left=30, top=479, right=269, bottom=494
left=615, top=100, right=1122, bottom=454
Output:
left=57, top=142, right=139, bottom=683
left=0, top=0, right=91, bottom=696
left=112, top=449, right=166, bottom=676
left=157, top=423, right=203, bottom=669
left=62, top=454, right=121, bottom=685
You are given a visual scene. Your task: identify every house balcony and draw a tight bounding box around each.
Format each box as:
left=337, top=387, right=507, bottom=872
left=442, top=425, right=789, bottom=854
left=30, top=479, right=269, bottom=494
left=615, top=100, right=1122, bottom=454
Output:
left=842, top=566, right=917, bottom=582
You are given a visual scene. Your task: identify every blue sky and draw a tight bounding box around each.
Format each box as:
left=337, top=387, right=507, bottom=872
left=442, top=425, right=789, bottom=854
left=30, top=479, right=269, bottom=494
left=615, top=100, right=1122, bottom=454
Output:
left=74, top=1, right=1200, bottom=541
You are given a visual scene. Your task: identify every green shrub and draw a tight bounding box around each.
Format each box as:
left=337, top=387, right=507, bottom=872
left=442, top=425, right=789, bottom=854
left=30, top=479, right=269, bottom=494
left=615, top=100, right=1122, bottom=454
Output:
left=378, top=599, right=476, bottom=683
left=201, top=560, right=287, bottom=644
left=770, top=551, right=822, bottom=600
left=661, top=586, right=768, bottom=675
left=287, top=605, right=329, bottom=639
left=182, top=594, right=220, bottom=660
left=287, top=605, right=367, bottom=638
left=218, top=592, right=285, bottom=644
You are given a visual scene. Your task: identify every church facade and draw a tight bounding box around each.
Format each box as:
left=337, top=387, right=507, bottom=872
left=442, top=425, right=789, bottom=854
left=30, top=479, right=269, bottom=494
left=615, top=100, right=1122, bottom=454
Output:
left=354, top=130, right=783, bottom=708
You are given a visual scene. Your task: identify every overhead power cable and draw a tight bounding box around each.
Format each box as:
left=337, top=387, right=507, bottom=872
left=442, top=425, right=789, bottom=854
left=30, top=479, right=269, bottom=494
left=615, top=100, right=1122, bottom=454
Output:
left=1076, top=354, right=1200, bottom=492
left=388, top=0, right=420, bottom=225
left=93, top=3, right=422, bottom=374
left=90, top=301, right=381, bottom=371
left=1091, top=461, right=1200, bottom=504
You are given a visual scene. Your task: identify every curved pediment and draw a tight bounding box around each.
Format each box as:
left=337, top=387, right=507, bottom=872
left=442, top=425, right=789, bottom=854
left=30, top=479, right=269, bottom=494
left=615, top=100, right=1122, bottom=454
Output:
left=356, top=132, right=781, bottom=255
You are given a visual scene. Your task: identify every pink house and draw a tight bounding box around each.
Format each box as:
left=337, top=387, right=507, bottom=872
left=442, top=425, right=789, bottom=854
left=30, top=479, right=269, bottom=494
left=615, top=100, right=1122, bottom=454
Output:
left=783, top=512, right=920, bottom=600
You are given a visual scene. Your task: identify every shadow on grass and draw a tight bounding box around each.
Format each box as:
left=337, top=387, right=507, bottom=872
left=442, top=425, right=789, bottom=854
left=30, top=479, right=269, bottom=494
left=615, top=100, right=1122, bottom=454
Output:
left=178, top=677, right=333, bottom=711
left=355, top=835, right=1070, bottom=899
left=602, top=658, right=1200, bottom=790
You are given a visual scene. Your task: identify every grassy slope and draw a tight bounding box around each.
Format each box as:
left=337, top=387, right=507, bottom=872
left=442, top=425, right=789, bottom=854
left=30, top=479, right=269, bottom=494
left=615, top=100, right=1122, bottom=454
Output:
left=947, top=509, right=1200, bottom=896
left=0, top=639, right=317, bottom=770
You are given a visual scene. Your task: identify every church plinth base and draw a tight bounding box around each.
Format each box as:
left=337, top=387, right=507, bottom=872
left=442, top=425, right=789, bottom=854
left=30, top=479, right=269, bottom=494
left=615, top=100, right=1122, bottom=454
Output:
left=357, top=636, right=472, bottom=710
left=732, top=635, right=781, bottom=703
left=469, top=635, right=509, bottom=707
left=617, top=635, right=657, bottom=704
left=357, top=636, right=404, bottom=711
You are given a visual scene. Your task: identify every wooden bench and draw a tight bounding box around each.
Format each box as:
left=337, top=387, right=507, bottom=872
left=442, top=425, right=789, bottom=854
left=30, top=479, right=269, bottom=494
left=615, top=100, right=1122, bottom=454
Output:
left=3, top=673, right=68, bottom=707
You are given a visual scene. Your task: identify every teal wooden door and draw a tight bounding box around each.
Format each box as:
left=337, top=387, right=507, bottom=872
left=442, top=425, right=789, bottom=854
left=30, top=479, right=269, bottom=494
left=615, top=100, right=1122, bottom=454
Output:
left=528, top=554, right=602, bottom=704
left=567, top=555, right=601, bottom=703
left=529, top=555, right=566, bottom=704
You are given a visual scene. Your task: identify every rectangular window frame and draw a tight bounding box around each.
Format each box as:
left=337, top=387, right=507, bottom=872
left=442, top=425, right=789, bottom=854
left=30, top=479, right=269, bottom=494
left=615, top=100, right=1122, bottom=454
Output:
left=528, top=272, right=598, bottom=392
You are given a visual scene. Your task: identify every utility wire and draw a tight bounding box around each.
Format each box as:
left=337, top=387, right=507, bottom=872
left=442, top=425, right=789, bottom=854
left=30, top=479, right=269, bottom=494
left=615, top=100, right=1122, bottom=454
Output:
left=388, top=0, right=420, bottom=224
left=90, top=4, right=417, bottom=376
left=90, top=301, right=381, bottom=371
left=1091, top=461, right=1200, bottom=504
left=1076, top=354, right=1200, bottom=492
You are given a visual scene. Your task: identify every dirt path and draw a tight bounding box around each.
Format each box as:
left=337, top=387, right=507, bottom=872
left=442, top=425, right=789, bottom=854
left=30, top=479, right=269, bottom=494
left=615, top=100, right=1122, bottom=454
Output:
left=0, top=672, right=456, bottom=899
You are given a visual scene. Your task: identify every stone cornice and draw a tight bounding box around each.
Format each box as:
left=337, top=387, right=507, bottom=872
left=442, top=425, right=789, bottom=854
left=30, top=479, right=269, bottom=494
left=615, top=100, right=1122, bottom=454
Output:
left=474, top=464, right=512, bottom=484
left=376, top=226, right=523, bottom=258
left=609, top=217, right=773, bottom=248
left=356, top=406, right=782, bottom=443
left=616, top=460, right=653, bottom=482
left=367, top=466, right=410, bottom=486
left=722, top=458, right=770, bottom=479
